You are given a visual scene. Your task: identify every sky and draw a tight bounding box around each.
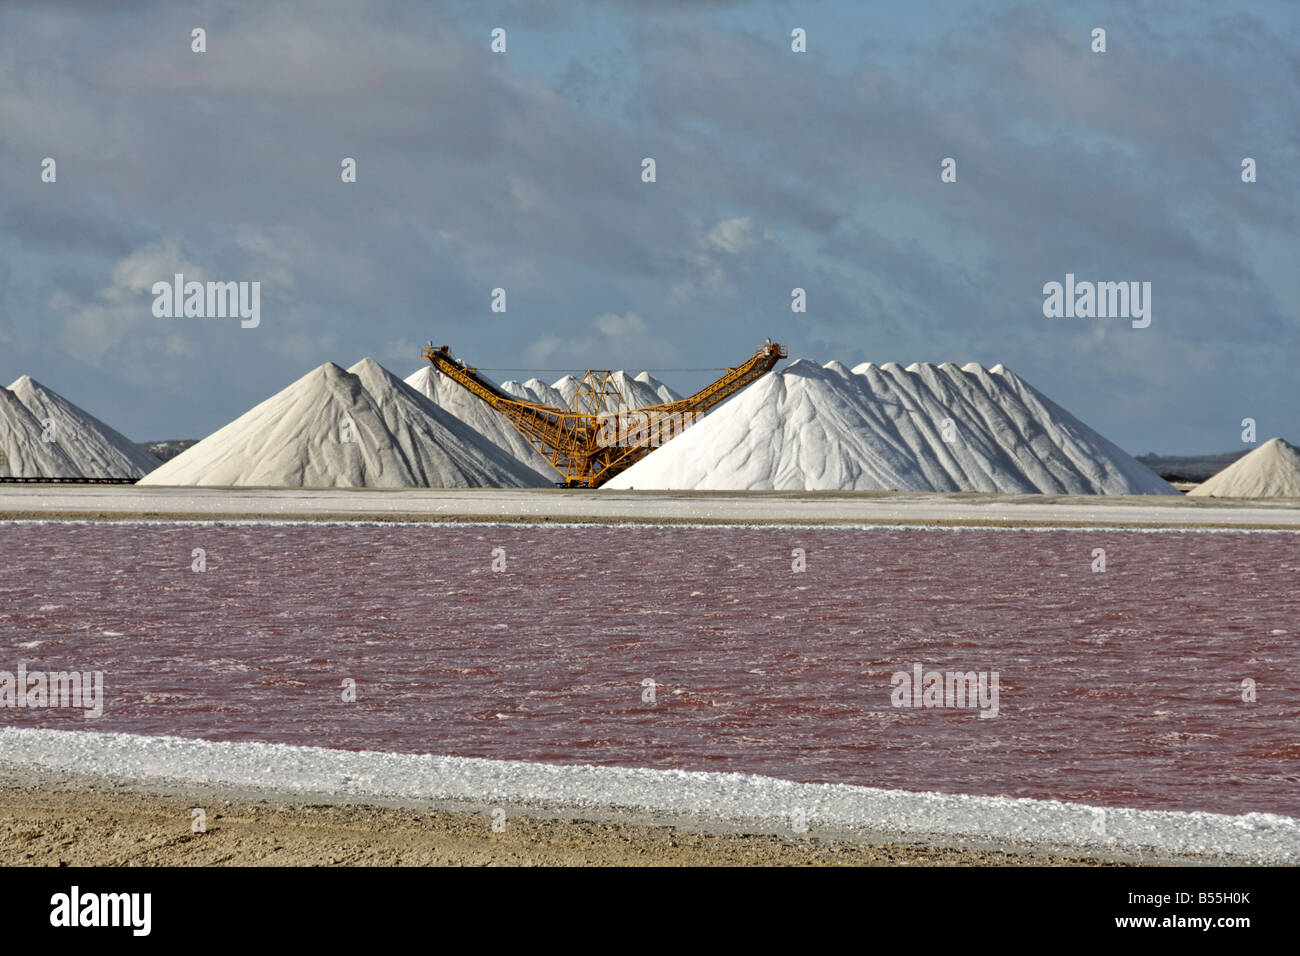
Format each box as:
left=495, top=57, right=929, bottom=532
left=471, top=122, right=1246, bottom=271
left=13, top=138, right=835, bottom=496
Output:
left=0, top=0, right=1296, bottom=455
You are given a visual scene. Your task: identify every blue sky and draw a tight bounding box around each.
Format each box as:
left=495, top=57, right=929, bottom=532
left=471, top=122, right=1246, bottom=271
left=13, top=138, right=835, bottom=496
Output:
left=1, top=0, right=1296, bottom=454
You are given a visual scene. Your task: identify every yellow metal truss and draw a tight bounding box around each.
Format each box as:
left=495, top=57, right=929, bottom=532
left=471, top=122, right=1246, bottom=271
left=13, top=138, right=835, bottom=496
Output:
left=421, top=340, right=787, bottom=487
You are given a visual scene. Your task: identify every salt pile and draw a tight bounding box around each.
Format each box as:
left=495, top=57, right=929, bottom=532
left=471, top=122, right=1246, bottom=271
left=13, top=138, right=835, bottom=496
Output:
left=635, top=371, right=683, bottom=405
left=500, top=369, right=681, bottom=412
left=499, top=377, right=567, bottom=407
left=140, top=359, right=550, bottom=488
left=607, top=360, right=1176, bottom=494
left=550, top=370, right=680, bottom=412
left=405, top=366, right=555, bottom=475
left=1, top=376, right=159, bottom=479
left=349, top=358, right=554, bottom=485
left=1188, top=438, right=1300, bottom=498
left=0, top=386, right=78, bottom=478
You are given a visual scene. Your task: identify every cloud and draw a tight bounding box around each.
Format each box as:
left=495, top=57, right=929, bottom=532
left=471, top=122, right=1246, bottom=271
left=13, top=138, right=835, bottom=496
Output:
left=672, top=216, right=771, bottom=299
left=522, top=335, right=565, bottom=366
left=593, top=311, right=649, bottom=337
left=234, top=226, right=296, bottom=289
left=55, top=239, right=202, bottom=363
left=704, top=217, right=766, bottom=255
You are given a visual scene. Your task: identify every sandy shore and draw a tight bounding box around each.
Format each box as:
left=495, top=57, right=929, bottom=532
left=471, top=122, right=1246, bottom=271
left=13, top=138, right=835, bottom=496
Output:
left=1, top=773, right=1130, bottom=867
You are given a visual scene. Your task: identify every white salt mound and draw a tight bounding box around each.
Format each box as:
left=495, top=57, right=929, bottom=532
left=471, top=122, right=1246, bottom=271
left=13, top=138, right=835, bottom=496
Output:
left=140, top=359, right=549, bottom=488
left=0, top=385, right=80, bottom=478
left=404, top=366, right=555, bottom=475
left=1187, top=438, right=1300, bottom=498
left=5, top=375, right=160, bottom=478
left=500, top=370, right=679, bottom=413
left=606, top=359, right=1176, bottom=495
left=349, top=358, right=553, bottom=486
left=586, top=370, right=678, bottom=411
left=634, top=370, right=683, bottom=405
left=499, top=377, right=567, bottom=408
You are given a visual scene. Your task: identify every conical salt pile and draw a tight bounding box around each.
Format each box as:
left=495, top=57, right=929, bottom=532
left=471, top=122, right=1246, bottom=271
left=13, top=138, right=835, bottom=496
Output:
left=404, top=366, right=554, bottom=475
left=139, top=359, right=549, bottom=488
left=605, top=359, right=1175, bottom=494
left=634, top=371, right=683, bottom=405
left=348, top=358, right=551, bottom=486
left=499, top=378, right=567, bottom=407
left=1187, top=438, right=1300, bottom=498
left=0, top=386, right=80, bottom=478
left=548, top=370, right=673, bottom=413
left=7, top=375, right=160, bottom=478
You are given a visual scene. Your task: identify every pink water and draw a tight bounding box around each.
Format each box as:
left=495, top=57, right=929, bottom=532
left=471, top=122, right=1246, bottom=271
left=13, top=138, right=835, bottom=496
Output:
left=1, top=522, right=1297, bottom=816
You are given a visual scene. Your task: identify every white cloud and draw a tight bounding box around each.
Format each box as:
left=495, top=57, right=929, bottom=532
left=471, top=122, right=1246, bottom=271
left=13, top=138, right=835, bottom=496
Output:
left=704, top=216, right=766, bottom=254
left=523, top=335, right=565, bottom=366
left=234, top=225, right=296, bottom=288
left=56, top=239, right=202, bottom=363
left=593, top=311, right=648, bottom=337
left=672, top=216, right=770, bottom=300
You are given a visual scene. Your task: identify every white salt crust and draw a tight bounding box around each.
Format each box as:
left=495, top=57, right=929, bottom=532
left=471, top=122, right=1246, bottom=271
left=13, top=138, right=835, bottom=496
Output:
left=0, top=728, right=1293, bottom=862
